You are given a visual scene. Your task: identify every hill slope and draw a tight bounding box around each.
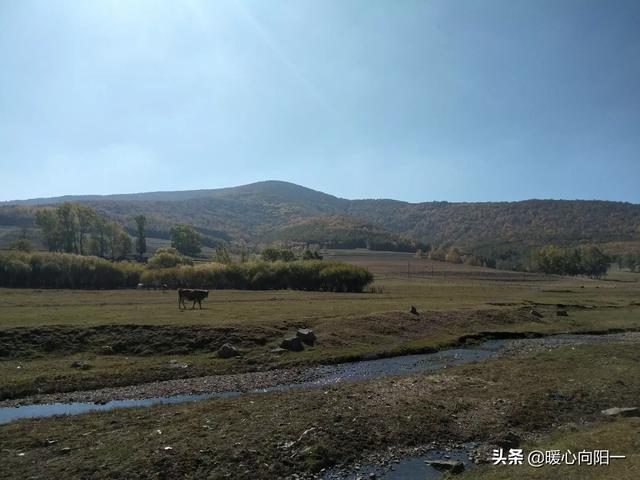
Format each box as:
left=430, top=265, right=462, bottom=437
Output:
left=1, top=181, right=639, bottom=250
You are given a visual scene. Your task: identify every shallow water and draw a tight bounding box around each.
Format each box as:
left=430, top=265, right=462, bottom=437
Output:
left=0, top=391, right=242, bottom=424
left=0, top=346, right=498, bottom=424
left=0, top=333, right=624, bottom=424
left=326, top=448, right=474, bottom=480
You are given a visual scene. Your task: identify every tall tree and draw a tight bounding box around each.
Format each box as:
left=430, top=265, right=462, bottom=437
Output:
left=35, top=209, right=61, bottom=251
left=170, top=224, right=202, bottom=256
left=116, top=231, right=133, bottom=260
left=76, top=205, right=96, bottom=255
left=239, top=245, right=248, bottom=263
left=90, top=215, right=109, bottom=258
left=578, top=245, right=610, bottom=279
left=214, top=244, right=231, bottom=264
left=104, top=221, right=132, bottom=260
left=56, top=203, right=78, bottom=253
left=134, top=214, right=147, bottom=261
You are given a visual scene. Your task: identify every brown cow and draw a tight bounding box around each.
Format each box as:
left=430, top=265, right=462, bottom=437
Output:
left=178, top=288, right=209, bottom=310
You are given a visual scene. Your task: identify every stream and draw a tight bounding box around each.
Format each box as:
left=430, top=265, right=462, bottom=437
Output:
left=0, top=332, right=633, bottom=425
left=325, top=447, right=475, bottom=480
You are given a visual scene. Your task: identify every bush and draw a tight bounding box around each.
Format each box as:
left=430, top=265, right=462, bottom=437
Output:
left=302, top=249, right=323, bottom=260
left=8, top=239, right=33, bottom=252
left=319, top=264, right=374, bottom=292
left=261, top=246, right=296, bottom=262
left=147, top=247, right=193, bottom=269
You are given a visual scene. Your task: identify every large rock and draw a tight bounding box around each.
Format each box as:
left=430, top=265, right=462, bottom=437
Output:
left=530, top=309, right=544, bottom=318
left=168, top=359, right=190, bottom=369
left=425, top=459, right=465, bottom=474
left=217, top=343, right=240, bottom=358
left=556, top=309, right=569, bottom=317
left=70, top=360, right=91, bottom=370
left=296, top=328, right=316, bottom=346
left=280, top=336, right=304, bottom=352
left=601, top=407, right=639, bottom=417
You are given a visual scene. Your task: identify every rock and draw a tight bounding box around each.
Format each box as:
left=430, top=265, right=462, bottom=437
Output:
left=296, top=328, right=316, bottom=346
left=60, top=447, right=71, bottom=454
left=530, top=309, right=544, bottom=318
left=270, top=347, right=286, bottom=353
left=217, top=343, right=240, bottom=359
left=70, top=360, right=91, bottom=370
left=280, top=336, right=304, bottom=352
left=494, top=431, right=521, bottom=448
left=601, top=407, right=639, bottom=417
left=167, top=360, right=190, bottom=369
left=557, top=310, right=569, bottom=316
left=410, top=305, right=418, bottom=315
left=425, top=460, right=465, bottom=474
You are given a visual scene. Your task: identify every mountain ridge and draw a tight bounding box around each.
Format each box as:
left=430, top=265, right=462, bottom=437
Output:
left=1, top=181, right=639, bottom=251
left=4, top=180, right=638, bottom=206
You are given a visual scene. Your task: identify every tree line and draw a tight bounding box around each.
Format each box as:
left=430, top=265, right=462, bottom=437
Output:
left=531, top=245, right=610, bottom=277
left=417, top=242, right=612, bottom=277
left=614, top=253, right=640, bottom=272
left=33, top=203, right=148, bottom=260
left=31, top=203, right=211, bottom=261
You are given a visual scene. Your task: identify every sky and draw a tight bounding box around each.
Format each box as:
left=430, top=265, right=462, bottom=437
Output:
left=1, top=0, right=639, bottom=203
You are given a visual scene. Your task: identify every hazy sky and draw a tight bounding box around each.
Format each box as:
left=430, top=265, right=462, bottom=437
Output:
left=1, top=0, right=639, bottom=203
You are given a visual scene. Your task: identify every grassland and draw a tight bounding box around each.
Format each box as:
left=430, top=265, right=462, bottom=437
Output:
left=0, top=252, right=639, bottom=400
left=0, top=251, right=639, bottom=478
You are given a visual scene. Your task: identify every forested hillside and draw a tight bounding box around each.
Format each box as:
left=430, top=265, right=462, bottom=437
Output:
left=347, top=198, right=640, bottom=246
left=2, top=181, right=639, bottom=252
left=265, top=215, right=426, bottom=252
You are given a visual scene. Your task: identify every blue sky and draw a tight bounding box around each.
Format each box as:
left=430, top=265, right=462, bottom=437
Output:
left=1, top=0, right=639, bottom=203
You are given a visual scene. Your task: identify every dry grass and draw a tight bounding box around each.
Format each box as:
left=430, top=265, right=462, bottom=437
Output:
left=1, top=342, right=639, bottom=479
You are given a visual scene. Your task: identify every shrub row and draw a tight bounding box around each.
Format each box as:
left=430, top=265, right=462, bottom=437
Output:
left=0, top=252, right=142, bottom=289
left=0, top=252, right=374, bottom=292
left=141, top=260, right=374, bottom=292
